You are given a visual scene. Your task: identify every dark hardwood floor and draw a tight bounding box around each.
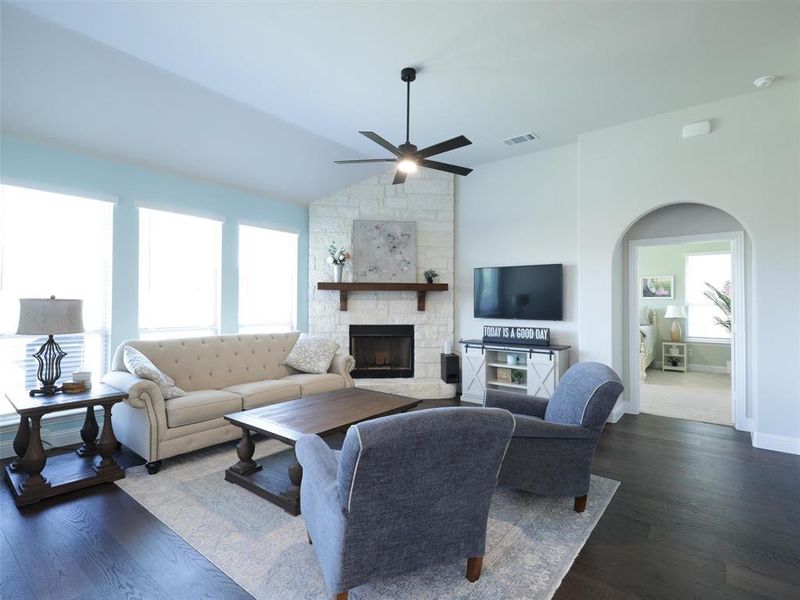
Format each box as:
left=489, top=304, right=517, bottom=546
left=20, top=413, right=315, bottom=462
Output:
left=0, top=446, right=252, bottom=600
left=557, top=413, right=800, bottom=600
left=2, top=409, right=798, bottom=599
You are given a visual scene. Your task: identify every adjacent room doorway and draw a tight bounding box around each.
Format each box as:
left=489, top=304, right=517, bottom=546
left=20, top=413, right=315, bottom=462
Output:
left=627, top=231, right=747, bottom=429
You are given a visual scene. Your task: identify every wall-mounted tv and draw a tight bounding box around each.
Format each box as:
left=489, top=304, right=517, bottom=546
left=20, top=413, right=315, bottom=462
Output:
left=474, top=264, right=563, bottom=321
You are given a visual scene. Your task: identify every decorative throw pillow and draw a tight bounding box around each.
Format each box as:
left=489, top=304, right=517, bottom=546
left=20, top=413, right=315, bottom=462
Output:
left=283, top=334, right=340, bottom=374
left=123, top=346, right=186, bottom=400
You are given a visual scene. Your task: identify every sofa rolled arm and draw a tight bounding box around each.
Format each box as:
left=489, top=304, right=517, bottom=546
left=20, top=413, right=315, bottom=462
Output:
left=485, top=389, right=549, bottom=418
left=297, top=435, right=339, bottom=483
left=329, top=352, right=356, bottom=387
left=101, top=370, right=165, bottom=411
left=296, top=434, right=342, bottom=508
left=513, top=415, right=597, bottom=440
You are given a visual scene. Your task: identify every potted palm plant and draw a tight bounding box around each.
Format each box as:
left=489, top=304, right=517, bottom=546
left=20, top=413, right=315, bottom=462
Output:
left=705, top=281, right=732, bottom=374
left=704, top=281, right=732, bottom=333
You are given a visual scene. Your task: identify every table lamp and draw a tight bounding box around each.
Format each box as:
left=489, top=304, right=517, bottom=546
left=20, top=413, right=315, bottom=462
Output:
left=16, top=296, right=84, bottom=396
left=664, top=304, right=687, bottom=342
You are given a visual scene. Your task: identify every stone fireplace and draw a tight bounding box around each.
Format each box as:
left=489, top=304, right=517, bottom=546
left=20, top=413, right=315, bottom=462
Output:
left=308, top=167, right=456, bottom=399
left=350, top=325, right=414, bottom=379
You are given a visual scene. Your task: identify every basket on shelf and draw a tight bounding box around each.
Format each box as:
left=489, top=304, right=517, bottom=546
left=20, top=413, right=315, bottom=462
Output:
left=496, top=368, right=512, bottom=383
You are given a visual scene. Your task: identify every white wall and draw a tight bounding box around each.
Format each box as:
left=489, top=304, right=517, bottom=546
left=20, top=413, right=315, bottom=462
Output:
left=578, top=84, right=799, bottom=450
left=454, top=84, right=800, bottom=453
left=455, top=143, right=579, bottom=363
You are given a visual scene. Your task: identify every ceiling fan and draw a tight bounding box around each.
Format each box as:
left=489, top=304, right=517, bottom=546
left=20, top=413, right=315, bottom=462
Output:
left=335, top=67, right=473, bottom=184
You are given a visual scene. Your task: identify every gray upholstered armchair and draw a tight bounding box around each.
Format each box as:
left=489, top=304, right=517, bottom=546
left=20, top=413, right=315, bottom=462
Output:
left=485, top=362, right=623, bottom=513
left=295, top=407, right=515, bottom=600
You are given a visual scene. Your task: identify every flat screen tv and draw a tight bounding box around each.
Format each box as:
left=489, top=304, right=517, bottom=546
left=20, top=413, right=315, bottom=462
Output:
left=474, top=264, right=563, bottom=321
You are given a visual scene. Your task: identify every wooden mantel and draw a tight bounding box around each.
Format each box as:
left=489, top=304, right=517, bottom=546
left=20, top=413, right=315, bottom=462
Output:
left=317, top=282, right=449, bottom=312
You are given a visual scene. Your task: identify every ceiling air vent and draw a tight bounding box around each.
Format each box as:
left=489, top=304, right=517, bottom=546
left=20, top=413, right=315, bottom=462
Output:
left=503, top=132, right=538, bottom=146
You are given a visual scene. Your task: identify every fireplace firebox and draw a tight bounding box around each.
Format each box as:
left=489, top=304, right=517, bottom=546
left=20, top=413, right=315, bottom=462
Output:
left=349, top=325, right=414, bottom=379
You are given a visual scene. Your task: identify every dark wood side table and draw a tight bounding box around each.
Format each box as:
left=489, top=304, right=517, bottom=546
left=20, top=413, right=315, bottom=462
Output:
left=3, top=383, right=127, bottom=507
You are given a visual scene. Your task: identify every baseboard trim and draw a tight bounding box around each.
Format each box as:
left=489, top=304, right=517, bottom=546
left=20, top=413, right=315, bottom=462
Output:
left=459, top=396, right=483, bottom=406
left=653, top=361, right=728, bottom=374
left=751, top=431, right=800, bottom=455
left=609, top=400, right=628, bottom=423
left=688, top=364, right=728, bottom=374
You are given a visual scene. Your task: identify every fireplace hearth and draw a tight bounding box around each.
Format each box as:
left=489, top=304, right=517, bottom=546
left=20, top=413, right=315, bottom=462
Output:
left=349, top=325, right=414, bottom=379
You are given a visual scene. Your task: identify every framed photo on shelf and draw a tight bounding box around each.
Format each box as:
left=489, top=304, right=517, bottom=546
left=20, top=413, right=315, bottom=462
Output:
left=641, top=276, right=674, bottom=299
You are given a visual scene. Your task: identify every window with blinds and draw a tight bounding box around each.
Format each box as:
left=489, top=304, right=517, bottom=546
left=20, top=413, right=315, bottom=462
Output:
left=0, top=185, right=113, bottom=415
left=238, top=224, right=298, bottom=333
left=138, top=207, right=222, bottom=339
left=685, top=251, right=732, bottom=342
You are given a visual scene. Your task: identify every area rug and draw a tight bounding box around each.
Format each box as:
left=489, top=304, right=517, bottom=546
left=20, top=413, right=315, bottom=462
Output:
left=116, top=439, right=618, bottom=600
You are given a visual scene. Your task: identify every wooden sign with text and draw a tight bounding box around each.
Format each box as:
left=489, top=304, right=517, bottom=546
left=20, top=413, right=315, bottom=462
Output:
left=482, top=325, right=550, bottom=346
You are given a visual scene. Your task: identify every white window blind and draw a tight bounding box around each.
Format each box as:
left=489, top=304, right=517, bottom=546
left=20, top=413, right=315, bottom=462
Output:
left=685, top=252, right=732, bottom=342
left=238, top=225, right=298, bottom=333
left=0, top=185, right=113, bottom=415
left=138, top=207, right=222, bottom=339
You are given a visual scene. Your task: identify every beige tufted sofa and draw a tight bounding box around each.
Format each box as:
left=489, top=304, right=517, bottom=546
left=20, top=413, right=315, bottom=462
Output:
left=101, top=332, right=355, bottom=473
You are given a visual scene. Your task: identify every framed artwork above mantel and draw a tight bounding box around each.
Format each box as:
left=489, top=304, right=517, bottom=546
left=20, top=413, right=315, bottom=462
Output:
left=352, top=220, right=416, bottom=283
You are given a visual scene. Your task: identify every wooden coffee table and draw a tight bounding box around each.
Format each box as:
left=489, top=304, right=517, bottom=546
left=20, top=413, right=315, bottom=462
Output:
left=223, top=387, right=420, bottom=515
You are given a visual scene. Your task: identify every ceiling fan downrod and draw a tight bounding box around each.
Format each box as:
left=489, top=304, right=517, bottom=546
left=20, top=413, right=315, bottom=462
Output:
left=401, top=67, right=416, bottom=145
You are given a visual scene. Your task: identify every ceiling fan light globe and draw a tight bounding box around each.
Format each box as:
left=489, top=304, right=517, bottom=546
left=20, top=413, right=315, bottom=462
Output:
left=397, top=158, right=418, bottom=173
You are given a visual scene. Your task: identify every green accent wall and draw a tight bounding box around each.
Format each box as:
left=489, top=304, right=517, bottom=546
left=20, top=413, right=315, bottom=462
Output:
left=0, top=135, right=310, bottom=353
left=638, top=240, right=731, bottom=369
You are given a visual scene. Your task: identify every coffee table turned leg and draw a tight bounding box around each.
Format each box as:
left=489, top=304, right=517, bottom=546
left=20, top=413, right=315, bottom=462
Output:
left=76, top=405, right=99, bottom=457
left=9, top=415, right=30, bottom=472
left=286, top=449, right=303, bottom=498
left=94, top=403, right=124, bottom=478
left=230, top=429, right=262, bottom=475
left=20, top=415, right=49, bottom=493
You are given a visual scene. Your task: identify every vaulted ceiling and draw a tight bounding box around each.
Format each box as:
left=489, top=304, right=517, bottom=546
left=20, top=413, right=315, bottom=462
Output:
left=2, top=2, right=798, bottom=203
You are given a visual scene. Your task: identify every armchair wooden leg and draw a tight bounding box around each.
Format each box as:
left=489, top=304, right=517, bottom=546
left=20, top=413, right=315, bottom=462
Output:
left=334, top=592, right=348, bottom=600
left=307, top=530, right=313, bottom=545
left=466, top=556, right=483, bottom=582
left=574, top=494, right=588, bottom=513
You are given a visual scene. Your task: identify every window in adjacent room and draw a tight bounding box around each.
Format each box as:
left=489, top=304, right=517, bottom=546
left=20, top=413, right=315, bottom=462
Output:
left=685, top=251, right=732, bottom=342
left=0, top=185, right=113, bottom=415
left=138, top=207, right=222, bottom=339
left=238, top=224, right=298, bottom=333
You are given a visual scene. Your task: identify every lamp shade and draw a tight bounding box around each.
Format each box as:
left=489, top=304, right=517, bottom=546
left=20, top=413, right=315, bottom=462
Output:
left=16, top=297, right=84, bottom=335
left=664, top=304, right=687, bottom=319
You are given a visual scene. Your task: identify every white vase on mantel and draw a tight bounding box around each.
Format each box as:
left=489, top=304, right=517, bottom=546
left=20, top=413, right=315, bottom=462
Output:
left=332, top=264, right=343, bottom=283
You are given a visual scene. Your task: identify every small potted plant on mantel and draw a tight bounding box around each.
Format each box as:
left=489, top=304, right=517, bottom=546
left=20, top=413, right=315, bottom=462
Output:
left=424, top=269, right=439, bottom=284
left=326, top=242, right=351, bottom=283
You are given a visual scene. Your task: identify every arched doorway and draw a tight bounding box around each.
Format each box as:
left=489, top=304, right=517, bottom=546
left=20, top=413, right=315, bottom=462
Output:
left=617, top=203, right=751, bottom=431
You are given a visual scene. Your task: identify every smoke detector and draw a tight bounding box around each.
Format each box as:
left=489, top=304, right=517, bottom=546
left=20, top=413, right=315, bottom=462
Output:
left=753, top=75, right=774, bottom=89
left=503, top=132, right=538, bottom=146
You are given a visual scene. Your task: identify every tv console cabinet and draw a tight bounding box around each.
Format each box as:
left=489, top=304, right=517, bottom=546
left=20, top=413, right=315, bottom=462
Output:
left=458, top=339, right=571, bottom=404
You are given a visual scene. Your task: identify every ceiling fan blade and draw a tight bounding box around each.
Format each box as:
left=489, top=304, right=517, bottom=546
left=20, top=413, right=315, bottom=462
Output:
left=416, top=135, right=472, bottom=159
left=360, top=131, right=402, bottom=156
left=334, top=159, right=397, bottom=164
left=419, top=159, right=473, bottom=176
left=392, top=170, right=407, bottom=185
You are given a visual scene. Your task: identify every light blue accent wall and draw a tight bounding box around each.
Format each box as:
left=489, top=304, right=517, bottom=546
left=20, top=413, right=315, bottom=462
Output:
left=0, top=135, right=309, bottom=355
